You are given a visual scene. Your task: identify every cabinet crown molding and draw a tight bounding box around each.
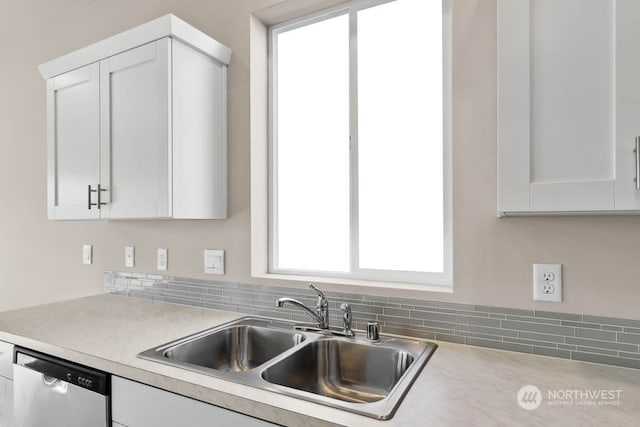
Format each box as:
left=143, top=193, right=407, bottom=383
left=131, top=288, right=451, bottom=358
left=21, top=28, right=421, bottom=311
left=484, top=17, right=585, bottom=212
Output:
left=38, top=14, right=232, bottom=80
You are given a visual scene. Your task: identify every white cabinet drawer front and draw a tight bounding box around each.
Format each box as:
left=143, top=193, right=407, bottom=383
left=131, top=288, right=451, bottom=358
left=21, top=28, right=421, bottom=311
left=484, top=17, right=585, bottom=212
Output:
left=112, top=377, right=276, bottom=427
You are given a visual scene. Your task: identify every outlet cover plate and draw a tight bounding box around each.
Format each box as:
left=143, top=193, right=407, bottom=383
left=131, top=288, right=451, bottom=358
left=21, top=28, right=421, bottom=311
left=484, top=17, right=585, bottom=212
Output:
left=157, top=248, right=168, bottom=271
left=82, top=244, right=92, bottom=265
left=204, top=249, right=224, bottom=275
left=125, top=246, right=135, bottom=268
left=533, top=263, right=562, bottom=302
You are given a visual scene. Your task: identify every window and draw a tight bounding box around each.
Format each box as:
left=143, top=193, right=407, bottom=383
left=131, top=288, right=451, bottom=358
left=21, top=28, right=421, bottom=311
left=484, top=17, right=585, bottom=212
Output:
left=269, top=0, right=451, bottom=287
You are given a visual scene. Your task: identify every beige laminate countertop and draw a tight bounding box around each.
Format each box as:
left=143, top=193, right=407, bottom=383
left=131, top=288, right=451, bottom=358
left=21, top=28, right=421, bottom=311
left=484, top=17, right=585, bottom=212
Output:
left=0, top=294, right=639, bottom=426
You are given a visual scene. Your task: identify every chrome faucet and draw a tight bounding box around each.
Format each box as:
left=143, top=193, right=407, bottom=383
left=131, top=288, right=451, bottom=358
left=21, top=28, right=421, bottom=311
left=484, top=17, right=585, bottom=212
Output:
left=275, top=283, right=329, bottom=329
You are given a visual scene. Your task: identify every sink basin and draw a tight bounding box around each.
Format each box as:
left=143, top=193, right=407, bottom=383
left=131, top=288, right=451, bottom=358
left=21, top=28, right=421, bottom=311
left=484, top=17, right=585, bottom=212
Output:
left=139, top=316, right=437, bottom=420
left=260, top=335, right=435, bottom=418
left=261, top=339, right=414, bottom=403
left=163, top=325, right=305, bottom=372
left=139, top=318, right=305, bottom=373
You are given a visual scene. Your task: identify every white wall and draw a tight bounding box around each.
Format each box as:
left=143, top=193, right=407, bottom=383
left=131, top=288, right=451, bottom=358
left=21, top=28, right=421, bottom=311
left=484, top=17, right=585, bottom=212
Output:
left=0, top=0, right=639, bottom=319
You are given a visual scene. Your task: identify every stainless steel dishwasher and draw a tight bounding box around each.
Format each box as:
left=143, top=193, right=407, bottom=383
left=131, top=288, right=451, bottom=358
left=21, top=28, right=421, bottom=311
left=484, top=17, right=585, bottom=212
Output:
left=13, top=347, right=110, bottom=427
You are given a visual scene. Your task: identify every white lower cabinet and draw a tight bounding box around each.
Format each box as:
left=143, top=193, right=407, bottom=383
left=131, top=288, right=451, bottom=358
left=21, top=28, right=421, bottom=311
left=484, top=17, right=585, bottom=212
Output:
left=111, top=377, right=276, bottom=427
left=0, top=341, right=14, bottom=427
left=0, top=376, right=13, bottom=427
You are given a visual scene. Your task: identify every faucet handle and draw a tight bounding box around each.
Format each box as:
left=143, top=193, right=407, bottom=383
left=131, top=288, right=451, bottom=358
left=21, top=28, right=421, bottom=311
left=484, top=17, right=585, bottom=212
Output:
left=309, top=284, right=329, bottom=329
left=309, top=283, right=328, bottom=309
left=309, top=283, right=325, bottom=299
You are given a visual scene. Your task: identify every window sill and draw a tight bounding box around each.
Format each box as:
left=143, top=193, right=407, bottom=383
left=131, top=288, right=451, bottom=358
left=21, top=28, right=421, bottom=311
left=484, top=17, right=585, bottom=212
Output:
left=252, top=272, right=453, bottom=294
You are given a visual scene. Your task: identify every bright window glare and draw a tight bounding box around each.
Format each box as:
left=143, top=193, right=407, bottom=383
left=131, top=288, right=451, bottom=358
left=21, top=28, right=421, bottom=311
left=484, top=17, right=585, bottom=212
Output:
left=358, top=0, right=444, bottom=272
left=275, top=15, right=351, bottom=272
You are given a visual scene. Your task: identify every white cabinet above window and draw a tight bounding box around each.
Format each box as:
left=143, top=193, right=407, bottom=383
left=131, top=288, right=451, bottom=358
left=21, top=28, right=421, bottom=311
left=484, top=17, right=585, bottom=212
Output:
left=498, top=0, right=640, bottom=215
left=40, top=14, right=231, bottom=220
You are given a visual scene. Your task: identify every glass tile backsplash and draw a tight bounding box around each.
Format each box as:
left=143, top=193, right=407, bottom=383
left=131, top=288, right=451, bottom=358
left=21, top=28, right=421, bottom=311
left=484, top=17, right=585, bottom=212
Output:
left=104, top=271, right=640, bottom=369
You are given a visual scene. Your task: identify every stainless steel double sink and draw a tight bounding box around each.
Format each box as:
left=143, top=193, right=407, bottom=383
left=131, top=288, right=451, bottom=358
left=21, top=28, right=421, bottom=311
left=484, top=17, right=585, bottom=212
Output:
left=138, top=317, right=437, bottom=419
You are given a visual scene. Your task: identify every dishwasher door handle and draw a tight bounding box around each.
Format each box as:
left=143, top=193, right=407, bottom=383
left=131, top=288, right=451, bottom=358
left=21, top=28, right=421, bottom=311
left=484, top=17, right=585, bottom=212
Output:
left=42, top=374, right=69, bottom=394
left=42, top=375, right=58, bottom=386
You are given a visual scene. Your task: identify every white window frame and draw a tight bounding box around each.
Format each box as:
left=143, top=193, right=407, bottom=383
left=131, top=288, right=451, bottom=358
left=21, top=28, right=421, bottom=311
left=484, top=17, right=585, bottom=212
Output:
left=267, top=0, right=453, bottom=288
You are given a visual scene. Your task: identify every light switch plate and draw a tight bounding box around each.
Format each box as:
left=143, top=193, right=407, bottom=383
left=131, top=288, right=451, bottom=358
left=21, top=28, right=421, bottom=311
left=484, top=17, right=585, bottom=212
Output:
left=157, top=248, right=168, bottom=271
left=82, top=244, right=92, bottom=265
left=125, top=246, right=135, bottom=268
left=204, top=249, right=224, bottom=275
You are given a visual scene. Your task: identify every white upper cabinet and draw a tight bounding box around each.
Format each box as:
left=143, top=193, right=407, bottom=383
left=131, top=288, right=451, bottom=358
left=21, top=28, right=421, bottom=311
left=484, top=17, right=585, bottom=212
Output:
left=40, top=14, right=231, bottom=220
left=498, top=0, right=640, bottom=215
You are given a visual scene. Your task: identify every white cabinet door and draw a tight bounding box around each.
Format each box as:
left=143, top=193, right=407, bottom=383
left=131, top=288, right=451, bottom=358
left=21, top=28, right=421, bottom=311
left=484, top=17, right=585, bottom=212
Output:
left=46, top=63, right=100, bottom=220
left=0, top=376, right=13, bottom=427
left=614, top=0, right=640, bottom=210
left=498, top=0, right=640, bottom=214
left=111, top=377, right=276, bottom=427
left=0, top=341, right=13, bottom=427
left=0, top=341, right=13, bottom=380
left=100, top=39, right=171, bottom=219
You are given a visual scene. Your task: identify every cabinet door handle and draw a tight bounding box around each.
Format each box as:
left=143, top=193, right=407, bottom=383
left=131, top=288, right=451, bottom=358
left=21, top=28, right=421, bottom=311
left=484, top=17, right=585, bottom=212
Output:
left=88, top=185, right=97, bottom=210
left=636, top=137, right=640, bottom=190
left=97, top=184, right=107, bottom=209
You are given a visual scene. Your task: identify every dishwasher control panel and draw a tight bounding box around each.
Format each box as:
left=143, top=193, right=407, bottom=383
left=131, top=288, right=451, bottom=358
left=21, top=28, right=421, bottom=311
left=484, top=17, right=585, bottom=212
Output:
left=14, top=347, right=109, bottom=395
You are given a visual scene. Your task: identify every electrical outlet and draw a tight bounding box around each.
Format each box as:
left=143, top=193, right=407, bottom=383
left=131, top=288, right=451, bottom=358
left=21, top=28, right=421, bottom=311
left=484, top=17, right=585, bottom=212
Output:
left=533, top=263, right=562, bottom=302
left=157, top=248, right=168, bottom=271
